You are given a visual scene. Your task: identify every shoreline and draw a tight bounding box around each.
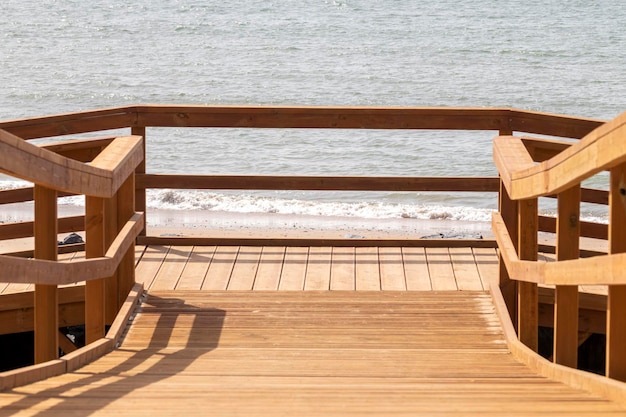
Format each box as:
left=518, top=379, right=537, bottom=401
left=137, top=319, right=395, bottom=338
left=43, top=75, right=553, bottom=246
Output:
left=0, top=204, right=493, bottom=253
left=146, top=208, right=492, bottom=240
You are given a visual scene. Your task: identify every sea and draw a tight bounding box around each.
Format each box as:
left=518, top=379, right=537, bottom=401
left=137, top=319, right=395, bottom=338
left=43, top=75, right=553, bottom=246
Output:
left=2, top=0, right=625, bottom=226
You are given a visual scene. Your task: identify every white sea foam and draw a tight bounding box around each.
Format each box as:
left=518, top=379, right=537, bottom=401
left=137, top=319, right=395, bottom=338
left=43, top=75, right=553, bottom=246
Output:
left=147, top=189, right=495, bottom=222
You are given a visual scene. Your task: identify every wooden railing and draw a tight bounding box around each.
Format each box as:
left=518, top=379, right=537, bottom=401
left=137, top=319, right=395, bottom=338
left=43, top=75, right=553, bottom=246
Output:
left=0, top=105, right=617, bottom=378
left=493, top=110, right=626, bottom=382
left=0, top=128, right=144, bottom=365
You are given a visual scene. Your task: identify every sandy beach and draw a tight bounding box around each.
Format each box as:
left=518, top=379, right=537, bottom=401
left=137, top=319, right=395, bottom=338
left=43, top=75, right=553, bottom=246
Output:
left=0, top=203, right=494, bottom=254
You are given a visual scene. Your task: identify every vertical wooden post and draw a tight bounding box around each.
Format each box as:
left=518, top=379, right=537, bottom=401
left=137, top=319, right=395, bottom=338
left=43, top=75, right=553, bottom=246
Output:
left=132, top=126, right=146, bottom=236
left=117, top=173, right=136, bottom=302
left=607, top=163, right=626, bottom=381
left=85, top=196, right=106, bottom=344
left=104, top=196, right=118, bottom=325
left=498, top=181, right=518, bottom=326
left=518, top=198, right=538, bottom=352
left=554, top=185, right=580, bottom=368
left=34, top=185, right=58, bottom=364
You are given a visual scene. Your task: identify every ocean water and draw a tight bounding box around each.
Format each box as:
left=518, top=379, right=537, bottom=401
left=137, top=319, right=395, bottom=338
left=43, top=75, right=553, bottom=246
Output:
left=2, top=0, right=625, bottom=223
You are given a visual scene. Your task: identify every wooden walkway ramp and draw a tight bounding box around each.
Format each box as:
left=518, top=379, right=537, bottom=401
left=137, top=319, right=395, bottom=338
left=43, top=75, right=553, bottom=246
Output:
left=0, top=290, right=624, bottom=416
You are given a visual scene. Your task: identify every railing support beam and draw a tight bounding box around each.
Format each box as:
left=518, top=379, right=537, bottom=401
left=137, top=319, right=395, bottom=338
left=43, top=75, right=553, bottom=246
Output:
left=85, top=196, right=106, bottom=344
left=498, top=180, right=518, bottom=327
left=518, top=198, right=538, bottom=352
left=554, top=185, right=580, bottom=368
left=33, top=185, right=58, bottom=364
left=607, top=163, right=626, bottom=381
left=117, top=173, right=136, bottom=303
left=131, top=126, right=146, bottom=237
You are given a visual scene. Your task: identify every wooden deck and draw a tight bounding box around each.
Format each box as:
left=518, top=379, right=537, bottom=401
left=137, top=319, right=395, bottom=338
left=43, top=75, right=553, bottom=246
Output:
left=1, top=290, right=624, bottom=416
left=134, top=245, right=500, bottom=292
left=0, top=244, right=624, bottom=415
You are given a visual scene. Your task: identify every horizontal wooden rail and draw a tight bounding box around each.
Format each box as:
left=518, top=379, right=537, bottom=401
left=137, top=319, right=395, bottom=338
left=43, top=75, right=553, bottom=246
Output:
left=0, top=212, right=143, bottom=285
left=0, top=108, right=135, bottom=140
left=0, top=105, right=604, bottom=140
left=493, top=212, right=626, bottom=285
left=137, top=235, right=497, bottom=248
left=138, top=174, right=500, bottom=192
left=538, top=215, right=608, bottom=241
left=0, top=215, right=84, bottom=241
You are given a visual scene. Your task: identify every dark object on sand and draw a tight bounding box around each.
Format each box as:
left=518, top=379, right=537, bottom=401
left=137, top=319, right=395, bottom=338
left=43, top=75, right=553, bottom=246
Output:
left=58, top=233, right=84, bottom=245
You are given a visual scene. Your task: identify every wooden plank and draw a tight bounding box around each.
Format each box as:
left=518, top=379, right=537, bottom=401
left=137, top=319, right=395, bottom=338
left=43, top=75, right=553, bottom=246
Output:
left=201, top=246, right=238, bottom=290
left=138, top=174, right=500, bottom=192
left=0, top=215, right=84, bottom=241
left=518, top=198, right=539, bottom=352
left=330, top=247, right=355, bottom=291
left=137, top=235, right=497, bottom=248
left=33, top=185, right=58, bottom=364
left=228, top=246, right=262, bottom=290
left=131, top=126, right=146, bottom=236
left=136, top=105, right=512, bottom=130
left=176, top=246, right=215, bottom=290
left=425, top=248, right=457, bottom=290
left=472, top=248, right=499, bottom=290
left=253, top=247, right=285, bottom=291
left=498, top=182, right=518, bottom=323
left=493, top=136, right=536, bottom=196
left=304, top=247, right=332, bottom=291
left=501, top=111, right=626, bottom=199
left=607, top=162, right=626, bottom=381
left=402, top=247, right=432, bottom=291
left=554, top=185, right=580, bottom=368
left=104, top=194, right=118, bottom=325
left=150, top=246, right=193, bottom=291
left=133, top=246, right=169, bottom=289
left=0, top=106, right=135, bottom=139
left=449, top=247, right=484, bottom=291
left=5, top=290, right=624, bottom=414
left=355, top=247, right=380, bottom=290
left=85, top=196, right=106, bottom=345
left=378, top=247, right=406, bottom=291
left=116, top=173, right=136, bottom=303
left=89, top=135, right=144, bottom=194
left=278, top=247, right=308, bottom=290
left=0, top=129, right=117, bottom=198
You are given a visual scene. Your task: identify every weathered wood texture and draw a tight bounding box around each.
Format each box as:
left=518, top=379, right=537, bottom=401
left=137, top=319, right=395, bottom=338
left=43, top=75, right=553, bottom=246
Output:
left=0, top=291, right=623, bottom=415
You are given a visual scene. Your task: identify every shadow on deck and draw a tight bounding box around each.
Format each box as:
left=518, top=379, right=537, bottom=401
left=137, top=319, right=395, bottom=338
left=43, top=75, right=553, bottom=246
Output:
left=0, top=290, right=624, bottom=415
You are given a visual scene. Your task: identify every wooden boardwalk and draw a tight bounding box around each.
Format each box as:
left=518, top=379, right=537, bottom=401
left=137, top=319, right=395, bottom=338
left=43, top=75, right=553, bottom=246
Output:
left=0, top=244, right=623, bottom=415
left=1, top=291, right=624, bottom=416
left=134, top=245, right=499, bottom=292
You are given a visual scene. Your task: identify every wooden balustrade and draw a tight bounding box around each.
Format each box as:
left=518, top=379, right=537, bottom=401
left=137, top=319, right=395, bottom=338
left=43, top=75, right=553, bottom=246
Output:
left=494, top=110, right=626, bottom=383
left=0, top=105, right=621, bottom=381
left=0, top=129, right=143, bottom=364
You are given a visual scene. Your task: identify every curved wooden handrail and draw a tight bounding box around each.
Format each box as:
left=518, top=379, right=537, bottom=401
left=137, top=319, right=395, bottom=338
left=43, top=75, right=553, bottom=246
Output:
left=495, top=110, right=626, bottom=199
left=493, top=212, right=626, bottom=285
left=0, top=129, right=143, bottom=198
left=0, top=212, right=144, bottom=285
